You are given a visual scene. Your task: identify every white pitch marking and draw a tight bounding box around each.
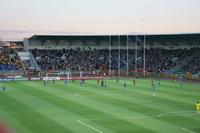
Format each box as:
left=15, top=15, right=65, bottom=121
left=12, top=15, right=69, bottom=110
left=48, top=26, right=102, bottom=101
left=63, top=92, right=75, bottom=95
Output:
left=77, top=120, right=103, bottom=133
left=81, top=115, right=153, bottom=121
left=181, top=128, right=196, bottom=133
left=74, top=93, right=79, bottom=96
left=157, top=110, right=194, bottom=117
left=80, top=110, right=194, bottom=121
left=74, top=92, right=81, bottom=96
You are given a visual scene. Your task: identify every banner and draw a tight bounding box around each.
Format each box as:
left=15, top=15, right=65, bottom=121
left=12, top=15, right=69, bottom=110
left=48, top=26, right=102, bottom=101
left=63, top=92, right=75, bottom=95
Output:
left=42, top=77, right=60, bottom=81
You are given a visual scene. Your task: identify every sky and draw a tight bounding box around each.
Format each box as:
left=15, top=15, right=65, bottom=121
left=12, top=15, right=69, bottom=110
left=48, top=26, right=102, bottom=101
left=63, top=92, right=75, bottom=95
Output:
left=0, top=0, right=200, bottom=41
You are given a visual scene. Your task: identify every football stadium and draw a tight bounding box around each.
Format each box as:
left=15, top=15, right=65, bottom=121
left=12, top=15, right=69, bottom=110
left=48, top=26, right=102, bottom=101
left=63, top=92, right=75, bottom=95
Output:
left=0, top=34, right=200, bottom=133
left=1, top=0, right=200, bottom=133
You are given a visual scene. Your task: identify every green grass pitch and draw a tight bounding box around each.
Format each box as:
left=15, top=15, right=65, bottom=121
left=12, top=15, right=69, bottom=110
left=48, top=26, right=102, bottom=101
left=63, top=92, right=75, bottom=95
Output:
left=0, top=79, right=200, bottom=133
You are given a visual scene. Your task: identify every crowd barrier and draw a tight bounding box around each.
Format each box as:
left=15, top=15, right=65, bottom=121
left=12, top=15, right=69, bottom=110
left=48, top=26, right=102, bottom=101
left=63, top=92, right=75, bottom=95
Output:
left=0, top=74, right=199, bottom=82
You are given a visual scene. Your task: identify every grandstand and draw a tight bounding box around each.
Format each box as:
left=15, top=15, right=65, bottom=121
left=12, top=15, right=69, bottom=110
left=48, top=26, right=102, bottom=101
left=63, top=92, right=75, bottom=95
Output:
left=21, top=34, right=200, bottom=80
left=0, top=41, right=24, bottom=80
left=0, top=33, right=200, bottom=86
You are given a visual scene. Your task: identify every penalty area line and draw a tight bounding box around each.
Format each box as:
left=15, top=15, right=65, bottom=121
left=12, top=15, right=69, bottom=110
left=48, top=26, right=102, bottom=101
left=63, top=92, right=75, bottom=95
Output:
left=77, top=120, right=103, bottom=133
left=181, top=128, right=196, bottom=133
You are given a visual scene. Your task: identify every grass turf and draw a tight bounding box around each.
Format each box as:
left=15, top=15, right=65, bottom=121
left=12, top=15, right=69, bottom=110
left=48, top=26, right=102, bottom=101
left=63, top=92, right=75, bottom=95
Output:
left=0, top=79, right=200, bottom=133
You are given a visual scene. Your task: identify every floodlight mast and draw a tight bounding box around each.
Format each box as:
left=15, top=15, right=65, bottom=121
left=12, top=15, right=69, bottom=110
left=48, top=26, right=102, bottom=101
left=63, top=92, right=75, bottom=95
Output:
left=135, top=35, right=138, bottom=77
left=143, top=34, right=146, bottom=77
left=126, top=35, right=129, bottom=77
left=109, top=35, right=111, bottom=76
left=118, top=35, right=120, bottom=79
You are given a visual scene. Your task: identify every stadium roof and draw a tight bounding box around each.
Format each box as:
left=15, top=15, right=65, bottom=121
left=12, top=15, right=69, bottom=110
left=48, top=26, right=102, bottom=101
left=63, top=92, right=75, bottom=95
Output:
left=28, top=33, right=200, bottom=45
left=29, top=35, right=110, bottom=41
left=29, top=33, right=200, bottom=40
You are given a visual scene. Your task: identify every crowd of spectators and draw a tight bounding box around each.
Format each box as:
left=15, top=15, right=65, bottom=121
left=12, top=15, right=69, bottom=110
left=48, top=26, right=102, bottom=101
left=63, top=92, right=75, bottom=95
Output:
left=32, top=48, right=129, bottom=71
left=183, top=48, right=200, bottom=74
left=0, top=48, right=22, bottom=71
left=31, top=47, right=200, bottom=74
left=140, top=48, right=198, bottom=73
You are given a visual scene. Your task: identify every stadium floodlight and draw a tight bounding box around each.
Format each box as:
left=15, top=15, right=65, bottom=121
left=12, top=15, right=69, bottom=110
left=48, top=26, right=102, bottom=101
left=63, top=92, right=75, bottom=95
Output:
left=143, top=34, right=146, bottom=77
left=126, top=35, right=129, bottom=77
left=135, top=35, right=138, bottom=77
left=118, top=35, right=120, bottom=79
left=109, top=35, right=111, bottom=76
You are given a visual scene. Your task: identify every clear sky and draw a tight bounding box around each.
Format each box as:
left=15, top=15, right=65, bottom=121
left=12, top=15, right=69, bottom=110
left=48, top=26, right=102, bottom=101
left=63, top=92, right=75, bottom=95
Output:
left=0, top=0, right=200, bottom=40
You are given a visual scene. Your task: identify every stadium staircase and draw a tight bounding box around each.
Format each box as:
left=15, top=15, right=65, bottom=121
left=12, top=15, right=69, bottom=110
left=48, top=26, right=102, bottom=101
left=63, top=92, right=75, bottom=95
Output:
left=18, top=51, right=40, bottom=73
left=30, top=52, right=40, bottom=71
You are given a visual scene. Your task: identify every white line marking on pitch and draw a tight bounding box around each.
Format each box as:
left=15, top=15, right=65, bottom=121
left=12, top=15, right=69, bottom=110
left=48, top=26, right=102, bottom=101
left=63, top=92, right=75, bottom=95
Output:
left=77, top=120, right=103, bottom=133
left=74, top=92, right=81, bottom=96
left=181, top=128, right=196, bottom=133
left=80, top=110, right=194, bottom=121
left=157, top=110, right=194, bottom=117
left=74, top=93, right=79, bottom=96
left=82, top=115, right=153, bottom=121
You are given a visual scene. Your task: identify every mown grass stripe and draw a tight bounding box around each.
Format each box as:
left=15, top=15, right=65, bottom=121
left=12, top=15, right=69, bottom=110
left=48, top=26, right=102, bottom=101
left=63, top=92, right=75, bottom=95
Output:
left=2, top=80, right=200, bottom=133
left=53, top=80, right=200, bottom=130
left=6, top=84, right=114, bottom=133
left=17, top=81, right=156, bottom=133
left=24, top=81, right=190, bottom=133
left=0, top=107, right=32, bottom=133
left=0, top=93, right=73, bottom=133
